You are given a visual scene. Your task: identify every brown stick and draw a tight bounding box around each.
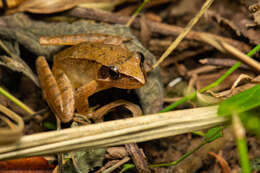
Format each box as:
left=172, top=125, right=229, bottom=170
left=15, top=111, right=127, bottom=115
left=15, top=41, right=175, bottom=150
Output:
left=199, top=58, right=250, bottom=69
left=67, top=7, right=251, bottom=52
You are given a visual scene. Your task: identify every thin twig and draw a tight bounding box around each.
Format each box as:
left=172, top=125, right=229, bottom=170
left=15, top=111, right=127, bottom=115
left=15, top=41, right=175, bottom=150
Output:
left=201, top=35, right=260, bottom=72
left=199, top=58, right=250, bottom=69
left=67, top=7, right=250, bottom=52
left=187, top=65, right=219, bottom=76
left=102, top=157, right=130, bottom=173
left=221, top=41, right=260, bottom=72
left=152, top=0, right=215, bottom=68
left=126, top=0, right=150, bottom=27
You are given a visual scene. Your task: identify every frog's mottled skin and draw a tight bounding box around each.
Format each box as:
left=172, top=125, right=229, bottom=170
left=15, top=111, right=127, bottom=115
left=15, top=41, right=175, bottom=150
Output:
left=36, top=41, right=146, bottom=123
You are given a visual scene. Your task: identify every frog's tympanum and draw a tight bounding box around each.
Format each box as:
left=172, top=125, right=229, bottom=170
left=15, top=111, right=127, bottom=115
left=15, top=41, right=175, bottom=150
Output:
left=36, top=41, right=146, bottom=123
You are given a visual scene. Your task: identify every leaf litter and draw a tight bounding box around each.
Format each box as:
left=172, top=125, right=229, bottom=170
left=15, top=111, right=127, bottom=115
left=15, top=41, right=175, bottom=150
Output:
left=0, top=0, right=259, bottom=172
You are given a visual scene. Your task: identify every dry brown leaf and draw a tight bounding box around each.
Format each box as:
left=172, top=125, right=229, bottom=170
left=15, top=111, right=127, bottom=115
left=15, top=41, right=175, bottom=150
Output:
left=0, top=104, right=24, bottom=144
left=9, top=0, right=79, bottom=14
left=78, top=0, right=126, bottom=11
left=206, top=10, right=241, bottom=36
left=249, top=3, right=260, bottom=25
left=93, top=99, right=142, bottom=122
left=0, top=56, right=39, bottom=86
left=208, top=75, right=260, bottom=98
left=196, top=69, right=254, bottom=92
left=8, top=0, right=127, bottom=14
left=196, top=92, right=221, bottom=106
left=0, top=40, right=39, bottom=86
left=106, top=147, right=128, bottom=159
left=0, top=156, right=54, bottom=170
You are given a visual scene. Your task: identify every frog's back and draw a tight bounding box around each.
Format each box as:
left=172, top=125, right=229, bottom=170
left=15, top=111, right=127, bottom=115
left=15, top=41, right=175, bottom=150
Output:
left=54, top=42, right=132, bottom=67
left=54, top=42, right=145, bottom=86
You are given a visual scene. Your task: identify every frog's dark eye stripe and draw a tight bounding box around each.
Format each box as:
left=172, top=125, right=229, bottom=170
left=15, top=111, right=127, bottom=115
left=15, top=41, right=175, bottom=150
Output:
left=98, top=66, right=110, bottom=79
left=137, top=52, right=145, bottom=67
left=98, top=66, right=121, bottom=80
left=1, top=0, right=7, bottom=9
left=108, top=66, right=121, bottom=80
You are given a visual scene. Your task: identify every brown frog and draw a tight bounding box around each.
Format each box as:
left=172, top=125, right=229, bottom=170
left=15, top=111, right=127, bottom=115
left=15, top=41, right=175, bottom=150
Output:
left=36, top=40, right=146, bottom=123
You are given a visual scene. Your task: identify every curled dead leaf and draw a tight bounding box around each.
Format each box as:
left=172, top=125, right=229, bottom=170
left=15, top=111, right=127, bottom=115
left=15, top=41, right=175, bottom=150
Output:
left=8, top=0, right=79, bottom=14
left=196, top=91, right=221, bottom=106
left=0, top=104, right=24, bottom=144
left=8, top=0, right=127, bottom=14
left=93, top=99, right=142, bottom=122
left=106, top=147, right=128, bottom=159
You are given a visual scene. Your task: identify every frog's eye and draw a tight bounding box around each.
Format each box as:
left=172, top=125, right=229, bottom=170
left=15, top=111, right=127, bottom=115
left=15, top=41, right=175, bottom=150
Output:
left=137, top=52, right=145, bottom=67
left=98, top=66, right=110, bottom=79
left=108, top=66, right=121, bottom=80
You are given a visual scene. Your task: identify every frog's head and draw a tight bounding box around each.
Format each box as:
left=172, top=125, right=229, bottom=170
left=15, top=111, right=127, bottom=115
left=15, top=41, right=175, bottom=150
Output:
left=97, top=52, right=146, bottom=89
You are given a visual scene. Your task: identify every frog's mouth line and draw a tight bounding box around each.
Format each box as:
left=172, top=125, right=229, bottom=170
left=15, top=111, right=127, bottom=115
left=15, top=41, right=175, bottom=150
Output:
left=96, top=73, right=145, bottom=89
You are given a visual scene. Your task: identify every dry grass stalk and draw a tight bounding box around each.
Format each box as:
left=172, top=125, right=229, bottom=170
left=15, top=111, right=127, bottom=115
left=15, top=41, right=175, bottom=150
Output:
left=152, top=0, right=215, bottom=68
left=201, top=35, right=260, bottom=72
left=0, top=105, right=227, bottom=160
left=0, top=104, right=24, bottom=144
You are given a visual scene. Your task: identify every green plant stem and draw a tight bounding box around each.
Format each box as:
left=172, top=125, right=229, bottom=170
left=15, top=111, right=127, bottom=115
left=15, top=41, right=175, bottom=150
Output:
left=233, top=113, right=251, bottom=173
left=160, top=92, right=196, bottom=112
left=0, top=86, right=35, bottom=115
left=150, top=141, right=206, bottom=168
left=237, top=138, right=251, bottom=173
left=150, top=126, right=222, bottom=168
left=126, top=0, right=150, bottom=27
left=160, top=44, right=260, bottom=113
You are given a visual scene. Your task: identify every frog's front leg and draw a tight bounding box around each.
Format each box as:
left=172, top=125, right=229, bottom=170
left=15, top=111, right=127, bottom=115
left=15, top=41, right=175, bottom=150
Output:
left=75, top=80, right=98, bottom=115
left=36, top=56, right=74, bottom=123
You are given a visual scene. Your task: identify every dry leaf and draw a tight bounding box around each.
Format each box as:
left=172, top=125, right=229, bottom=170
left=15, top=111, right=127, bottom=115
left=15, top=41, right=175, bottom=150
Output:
left=93, top=99, right=142, bottom=122
left=106, top=147, right=128, bottom=159
left=0, top=157, right=54, bottom=170
left=78, top=0, right=126, bottom=11
left=8, top=0, right=127, bottom=14
left=0, top=104, right=24, bottom=144
left=196, top=91, right=221, bottom=106
left=0, top=55, right=39, bottom=86
left=249, top=3, right=260, bottom=25
left=8, top=0, right=79, bottom=14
